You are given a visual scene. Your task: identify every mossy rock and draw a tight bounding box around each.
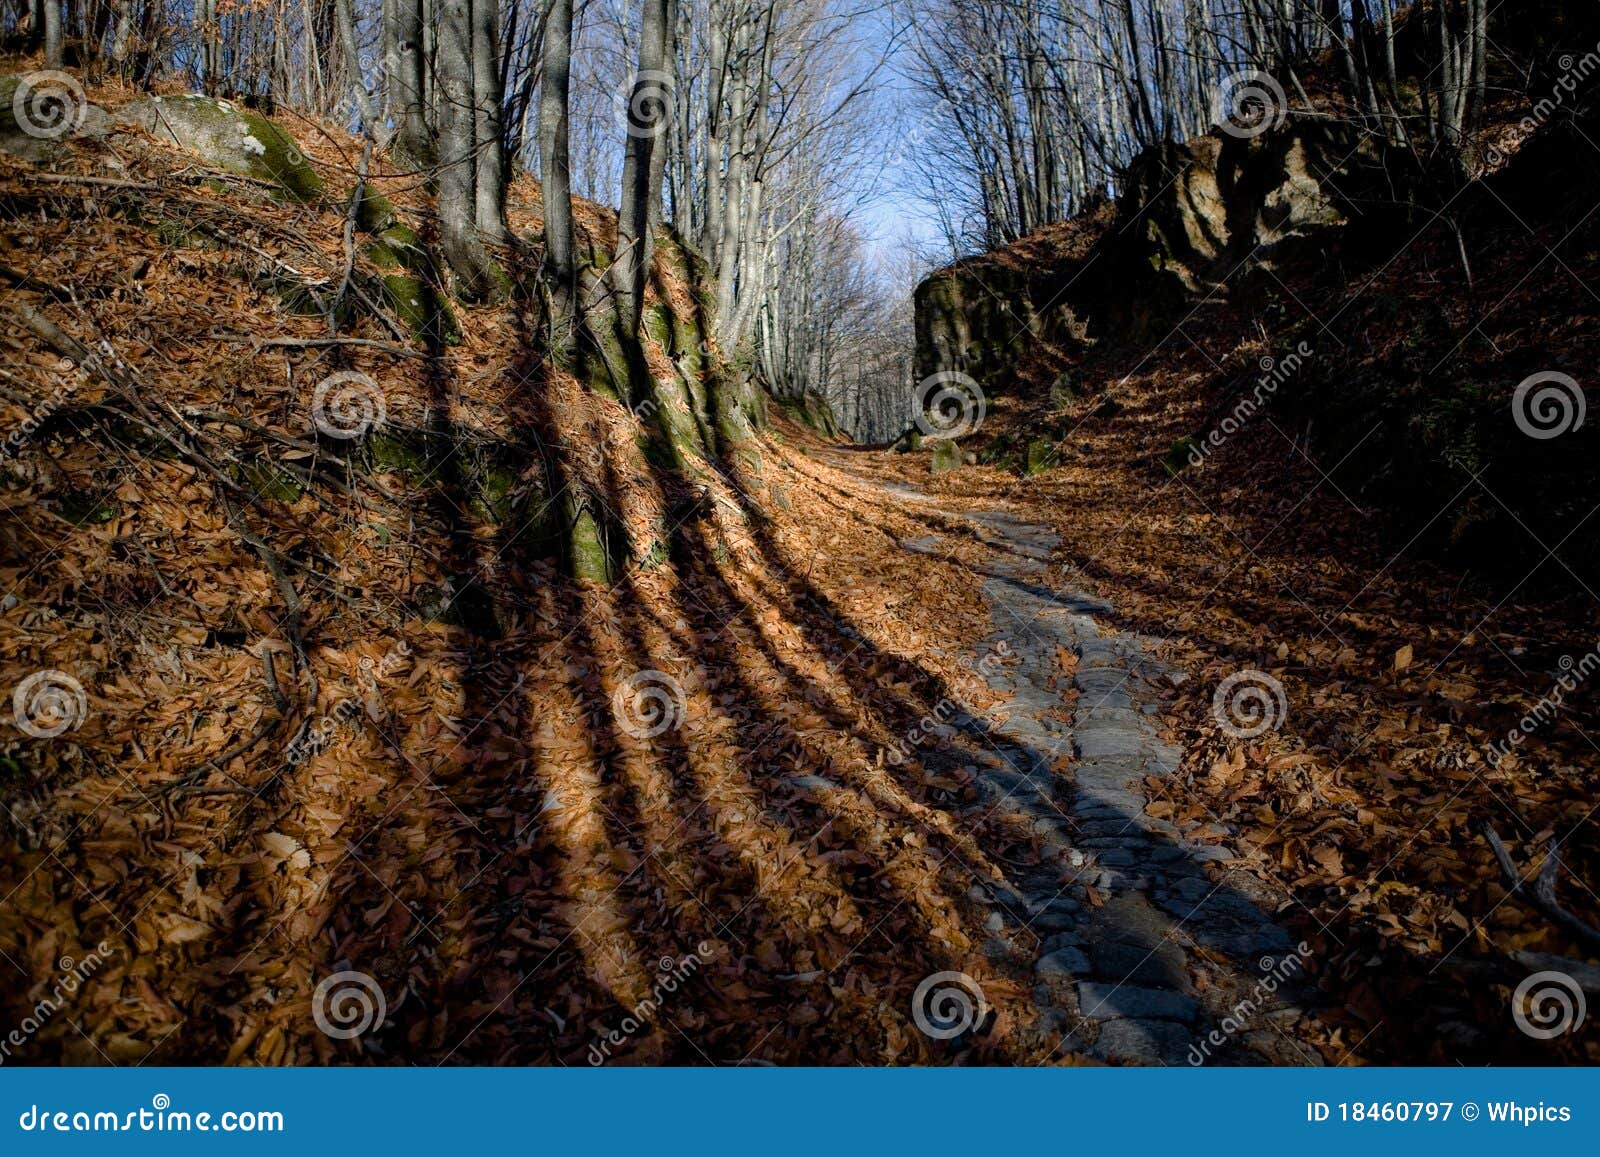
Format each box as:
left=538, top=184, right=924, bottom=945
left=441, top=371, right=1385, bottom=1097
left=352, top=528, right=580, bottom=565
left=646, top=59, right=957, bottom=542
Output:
left=1049, top=371, right=1078, bottom=408
left=1, top=73, right=113, bottom=162
left=1024, top=439, right=1056, bottom=476
left=361, top=224, right=460, bottom=346
left=352, top=188, right=399, bottom=234
left=894, top=429, right=924, bottom=454
left=367, top=429, right=431, bottom=481
left=930, top=439, right=962, bottom=474
left=121, top=95, right=322, bottom=202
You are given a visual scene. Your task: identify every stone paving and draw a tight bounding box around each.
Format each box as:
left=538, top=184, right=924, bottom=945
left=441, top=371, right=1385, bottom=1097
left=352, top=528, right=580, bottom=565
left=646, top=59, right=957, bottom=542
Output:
left=896, top=493, right=1318, bottom=1065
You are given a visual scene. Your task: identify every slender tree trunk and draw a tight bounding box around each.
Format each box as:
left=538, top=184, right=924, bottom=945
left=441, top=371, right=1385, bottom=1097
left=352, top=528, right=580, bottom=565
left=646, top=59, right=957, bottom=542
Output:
left=612, top=0, right=673, bottom=336
left=436, top=0, right=500, bottom=297
left=42, top=0, right=63, bottom=67
left=386, top=0, right=432, bottom=167
left=471, top=0, right=508, bottom=244
left=334, top=0, right=376, bottom=128
left=712, top=14, right=748, bottom=341
left=110, top=0, right=136, bottom=74
left=538, top=0, right=577, bottom=346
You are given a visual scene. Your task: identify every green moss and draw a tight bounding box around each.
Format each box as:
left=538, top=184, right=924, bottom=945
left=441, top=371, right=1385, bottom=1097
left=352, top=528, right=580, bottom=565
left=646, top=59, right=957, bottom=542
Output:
left=643, top=302, right=677, bottom=353
left=930, top=440, right=962, bottom=474
left=367, top=429, right=430, bottom=481
left=154, top=218, right=213, bottom=249
left=569, top=507, right=615, bottom=584
left=468, top=461, right=519, bottom=524
left=1162, top=436, right=1201, bottom=477
left=233, top=460, right=304, bottom=502
left=1025, top=438, right=1056, bottom=476
left=352, top=188, right=399, bottom=234
left=55, top=492, right=118, bottom=526
left=582, top=323, right=628, bottom=402
left=360, top=222, right=458, bottom=346
left=0, top=753, right=25, bottom=800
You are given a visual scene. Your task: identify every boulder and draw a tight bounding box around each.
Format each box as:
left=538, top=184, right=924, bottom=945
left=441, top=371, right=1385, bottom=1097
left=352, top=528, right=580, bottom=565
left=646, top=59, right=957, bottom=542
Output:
left=0, top=73, right=112, bottom=163
left=120, top=94, right=322, bottom=201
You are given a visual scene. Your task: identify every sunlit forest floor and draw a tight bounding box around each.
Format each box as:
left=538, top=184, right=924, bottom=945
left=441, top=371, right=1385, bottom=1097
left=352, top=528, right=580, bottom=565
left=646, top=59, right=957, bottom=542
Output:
left=3, top=59, right=1598, bottom=1067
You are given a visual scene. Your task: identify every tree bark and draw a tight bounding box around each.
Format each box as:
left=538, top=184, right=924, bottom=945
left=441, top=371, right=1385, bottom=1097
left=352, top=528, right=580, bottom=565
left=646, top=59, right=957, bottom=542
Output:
left=334, top=0, right=377, bottom=129
left=538, top=0, right=577, bottom=346
left=471, top=0, right=508, bottom=245
left=611, top=0, right=673, bottom=336
left=386, top=0, right=433, bottom=168
left=436, top=0, right=501, bottom=298
left=43, top=0, right=64, bottom=68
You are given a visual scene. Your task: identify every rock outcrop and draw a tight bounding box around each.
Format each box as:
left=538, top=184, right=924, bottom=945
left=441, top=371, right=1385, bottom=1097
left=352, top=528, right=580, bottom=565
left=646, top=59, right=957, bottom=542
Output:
left=914, top=120, right=1385, bottom=396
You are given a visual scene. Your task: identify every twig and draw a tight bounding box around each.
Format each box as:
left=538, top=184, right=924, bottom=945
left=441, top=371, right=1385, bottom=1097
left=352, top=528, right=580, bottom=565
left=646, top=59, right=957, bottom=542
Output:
left=158, top=645, right=289, bottom=797
left=216, top=483, right=308, bottom=663
left=1483, top=824, right=1600, bottom=954
left=14, top=172, right=161, bottom=191
left=201, top=334, right=426, bottom=360
left=330, top=139, right=372, bottom=337
left=13, top=299, right=253, bottom=500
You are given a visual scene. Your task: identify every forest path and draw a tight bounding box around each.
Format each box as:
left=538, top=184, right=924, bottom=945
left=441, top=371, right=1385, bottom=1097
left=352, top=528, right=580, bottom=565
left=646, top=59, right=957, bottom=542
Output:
left=858, top=468, right=1319, bottom=1065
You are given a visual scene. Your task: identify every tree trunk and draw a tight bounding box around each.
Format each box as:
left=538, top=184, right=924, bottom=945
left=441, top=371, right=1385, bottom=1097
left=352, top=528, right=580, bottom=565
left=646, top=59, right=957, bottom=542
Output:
left=386, top=0, right=432, bottom=168
left=538, top=0, right=576, bottom=347
left=43, top=0, right=63, bottom=68
left=471, top=0, right=508, bottom=245
left=611, top=0, right=673, bottom=336
left=436, top=0, right=501, bottom=298
left=334, top=0, right=376, bottom=128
